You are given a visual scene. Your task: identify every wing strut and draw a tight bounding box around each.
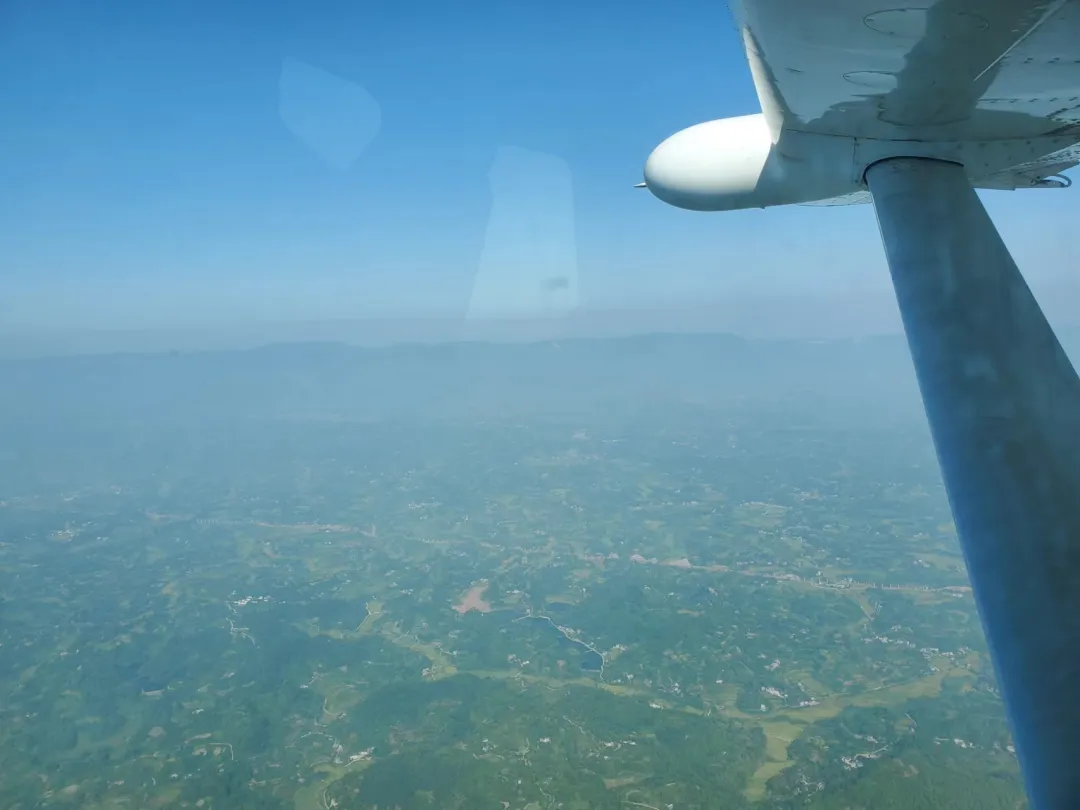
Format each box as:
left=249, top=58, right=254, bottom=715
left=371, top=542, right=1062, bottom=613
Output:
left=865, top=157, right=1080, bottom=810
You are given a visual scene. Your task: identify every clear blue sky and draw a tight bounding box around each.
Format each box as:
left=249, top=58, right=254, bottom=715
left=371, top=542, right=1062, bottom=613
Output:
left=1, top=0, right=1077, bottom=334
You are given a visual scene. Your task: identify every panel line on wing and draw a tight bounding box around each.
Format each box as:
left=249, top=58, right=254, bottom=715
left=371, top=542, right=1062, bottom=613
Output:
left=972, top=0, right=1071, bottom=83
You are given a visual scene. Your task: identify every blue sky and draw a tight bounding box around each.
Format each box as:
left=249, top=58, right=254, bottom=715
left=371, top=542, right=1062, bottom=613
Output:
left=1, top=0, right=1078, bottom=335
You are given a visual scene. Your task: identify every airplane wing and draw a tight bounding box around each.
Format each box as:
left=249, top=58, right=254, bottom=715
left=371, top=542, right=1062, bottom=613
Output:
left=732, top=0, right=1080, bottom=186
left=798, top=191, right=872, bottom=206
left=733, top=0, right=1080, bottom=145
left=642, top=1, right=1080, bottom=211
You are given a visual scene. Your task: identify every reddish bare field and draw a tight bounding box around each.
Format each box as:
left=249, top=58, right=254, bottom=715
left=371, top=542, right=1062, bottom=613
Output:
left=453, top=582, right=492, bottom=614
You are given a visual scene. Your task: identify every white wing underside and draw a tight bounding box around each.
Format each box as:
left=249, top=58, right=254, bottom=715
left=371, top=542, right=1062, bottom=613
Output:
left=731, top=0, right=1080, bottom=182
left=799, top=191, right=873, bottom=207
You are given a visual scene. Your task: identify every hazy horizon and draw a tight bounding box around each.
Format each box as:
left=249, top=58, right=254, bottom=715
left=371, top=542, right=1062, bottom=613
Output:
left=4, top=276, right=1079, bottom=358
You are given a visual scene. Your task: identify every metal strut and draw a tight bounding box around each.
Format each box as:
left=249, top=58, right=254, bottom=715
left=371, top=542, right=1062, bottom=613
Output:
left=865, top=157, right=1080, bottom=810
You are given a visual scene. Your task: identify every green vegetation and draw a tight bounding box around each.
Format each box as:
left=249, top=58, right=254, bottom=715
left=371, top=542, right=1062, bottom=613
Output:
left=0, top=340, right=1025, bottom=809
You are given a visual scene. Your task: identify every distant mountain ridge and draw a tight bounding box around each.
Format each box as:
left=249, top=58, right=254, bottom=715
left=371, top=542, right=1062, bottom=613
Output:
left=1, top=329, right=1077, bottom=428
